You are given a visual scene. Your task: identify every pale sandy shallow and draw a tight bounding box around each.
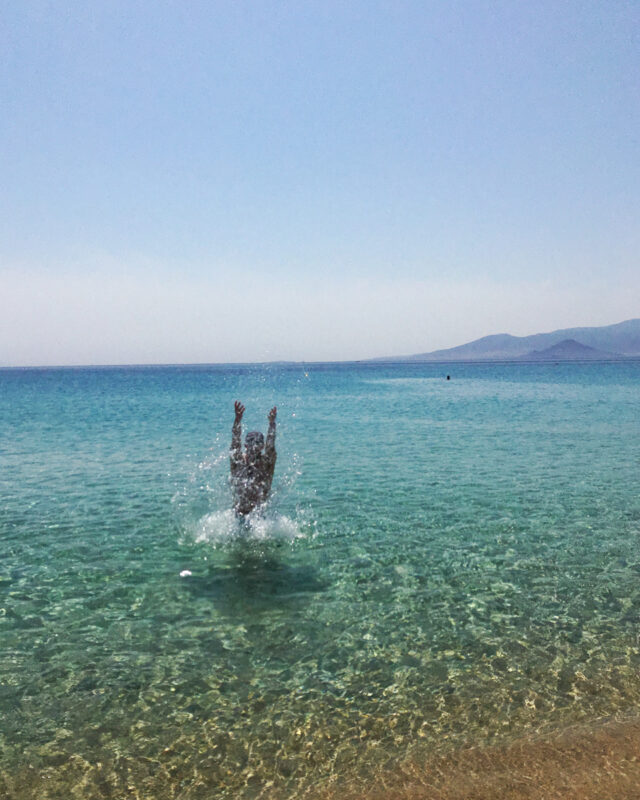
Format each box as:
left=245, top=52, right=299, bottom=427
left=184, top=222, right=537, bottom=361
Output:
left=319, top=715, right=640, bottom=800
left=3, top=715, right=640, bottom=799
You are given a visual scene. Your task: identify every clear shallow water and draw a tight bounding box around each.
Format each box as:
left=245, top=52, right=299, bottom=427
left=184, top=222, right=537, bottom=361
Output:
left=1, top=361, right=639, bottom=798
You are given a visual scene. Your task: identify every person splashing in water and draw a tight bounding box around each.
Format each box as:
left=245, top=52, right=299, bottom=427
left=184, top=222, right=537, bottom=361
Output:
left=230, top=401, right=277, bottom=516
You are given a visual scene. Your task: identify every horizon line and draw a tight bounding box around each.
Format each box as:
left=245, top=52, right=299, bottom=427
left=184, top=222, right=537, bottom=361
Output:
left=2, top=355, right=639, bottom=371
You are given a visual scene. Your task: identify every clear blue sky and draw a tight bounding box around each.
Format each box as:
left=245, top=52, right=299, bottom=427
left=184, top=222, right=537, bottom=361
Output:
left=1, top=0, right=638, bottom=365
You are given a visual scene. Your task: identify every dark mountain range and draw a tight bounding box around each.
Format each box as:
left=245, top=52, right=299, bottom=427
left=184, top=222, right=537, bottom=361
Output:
left=518, top=339, right=616, bottom=361
left=374, top=318, right=640, bottom=362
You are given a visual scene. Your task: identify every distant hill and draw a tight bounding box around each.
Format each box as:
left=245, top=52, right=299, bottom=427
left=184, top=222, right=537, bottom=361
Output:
left=373, top=318, right=640, bottom=362
left=518, top=339, right=616, bottom=361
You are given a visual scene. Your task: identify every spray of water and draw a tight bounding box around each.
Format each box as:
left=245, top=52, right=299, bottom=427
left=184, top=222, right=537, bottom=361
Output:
left=172, top=431, right=311, bottom=549
left=194, top=507, right=305, bottom=545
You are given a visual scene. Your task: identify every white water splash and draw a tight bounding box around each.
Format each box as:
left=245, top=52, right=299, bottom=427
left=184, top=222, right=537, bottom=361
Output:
left=194, top=508, right=305, bottom=546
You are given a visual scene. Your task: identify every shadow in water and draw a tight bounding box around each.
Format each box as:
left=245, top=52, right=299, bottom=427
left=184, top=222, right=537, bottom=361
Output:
left=182, top=544, right=329, bottom=616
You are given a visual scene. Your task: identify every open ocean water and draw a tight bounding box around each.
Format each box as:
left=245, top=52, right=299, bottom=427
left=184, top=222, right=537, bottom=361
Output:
left=1, top=361, right=639, bottom=799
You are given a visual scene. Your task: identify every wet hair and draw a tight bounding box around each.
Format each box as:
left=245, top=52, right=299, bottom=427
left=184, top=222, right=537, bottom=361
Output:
left=245, top=431, right=264, bottom=450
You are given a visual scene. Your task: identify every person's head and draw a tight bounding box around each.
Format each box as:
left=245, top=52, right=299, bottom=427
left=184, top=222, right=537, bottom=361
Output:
left=244, top=431, right=264, bottom=459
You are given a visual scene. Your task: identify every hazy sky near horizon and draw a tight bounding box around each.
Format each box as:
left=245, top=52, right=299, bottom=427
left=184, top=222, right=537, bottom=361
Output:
left=1, top=1, right=638, bottom=365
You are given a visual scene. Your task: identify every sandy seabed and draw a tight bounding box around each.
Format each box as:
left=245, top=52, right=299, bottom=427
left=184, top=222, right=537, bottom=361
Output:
left=3, top=715, right=640, bottom=800
left=325, top=715, right=640, bottom=800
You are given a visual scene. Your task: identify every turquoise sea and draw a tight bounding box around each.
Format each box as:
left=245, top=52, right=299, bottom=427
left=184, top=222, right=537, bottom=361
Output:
left=1, top=361, right=639, bottom=798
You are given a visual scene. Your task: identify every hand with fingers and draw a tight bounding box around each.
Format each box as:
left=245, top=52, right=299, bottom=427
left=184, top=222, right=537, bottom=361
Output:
left=268, top=406, right=277, bottom=424
left=234, top=400, right=245, bottom=422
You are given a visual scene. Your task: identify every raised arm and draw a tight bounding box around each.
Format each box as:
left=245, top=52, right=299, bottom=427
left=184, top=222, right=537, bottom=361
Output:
left=230, top=401, right=244, bottom=470
left=265, top=406, right=277, bottom=458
